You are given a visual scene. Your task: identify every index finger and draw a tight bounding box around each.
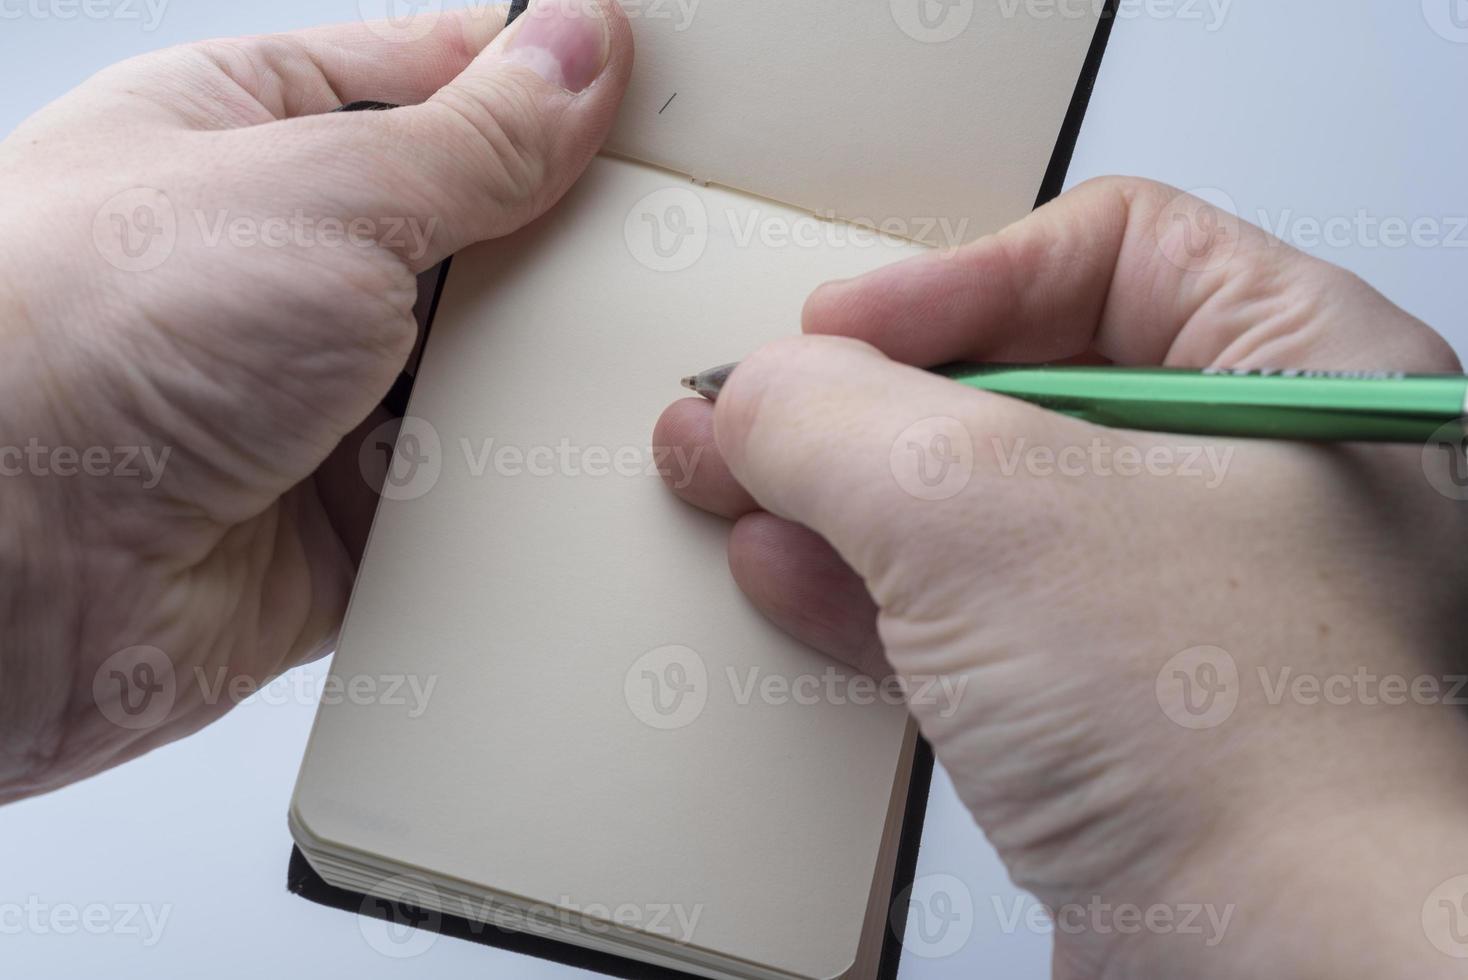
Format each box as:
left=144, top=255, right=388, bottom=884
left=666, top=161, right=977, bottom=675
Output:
left=801, top=176, right=1456, bottom=374
left=83, top=5, right=511, bottom=126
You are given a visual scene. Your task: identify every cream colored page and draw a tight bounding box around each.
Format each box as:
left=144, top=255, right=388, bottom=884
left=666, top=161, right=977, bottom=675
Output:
left=607, top=0, right=1099, bottom=245
left=292, top=158, right=926, bottom=979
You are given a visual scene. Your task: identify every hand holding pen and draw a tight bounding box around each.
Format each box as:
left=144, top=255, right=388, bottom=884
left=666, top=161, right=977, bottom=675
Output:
left=656, top=177, right=1468, bottom=979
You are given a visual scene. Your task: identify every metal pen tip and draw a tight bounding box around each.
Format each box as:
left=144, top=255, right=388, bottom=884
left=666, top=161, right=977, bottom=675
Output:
left=680, top=362, right=739, bottom=402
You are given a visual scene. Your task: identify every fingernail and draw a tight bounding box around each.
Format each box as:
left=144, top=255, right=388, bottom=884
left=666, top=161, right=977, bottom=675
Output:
left=502, top=0, right=610, bottom=94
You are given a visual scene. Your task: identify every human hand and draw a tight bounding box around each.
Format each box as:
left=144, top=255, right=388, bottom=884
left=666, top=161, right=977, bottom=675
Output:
left=655, top=178, right=1468, bottom=978
left=0, top=0, right=632, bottom=800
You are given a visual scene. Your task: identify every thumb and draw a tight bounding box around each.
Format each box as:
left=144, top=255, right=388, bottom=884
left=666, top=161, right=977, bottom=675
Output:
left=270, top=0, right=633, bottom=270
left=713, top=335, right=1071, bottom=619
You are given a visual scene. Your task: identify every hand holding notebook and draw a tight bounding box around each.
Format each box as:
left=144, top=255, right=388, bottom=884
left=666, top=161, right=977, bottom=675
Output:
left=0, top=2, right=633, bottom=802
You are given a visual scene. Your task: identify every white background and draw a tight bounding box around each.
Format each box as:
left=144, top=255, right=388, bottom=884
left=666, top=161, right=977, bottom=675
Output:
left=1, top=2, right=1465, bottom=977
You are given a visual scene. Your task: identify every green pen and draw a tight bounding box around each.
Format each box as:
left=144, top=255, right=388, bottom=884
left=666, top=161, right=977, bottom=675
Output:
left=680, top=363, right=1468, bottom=443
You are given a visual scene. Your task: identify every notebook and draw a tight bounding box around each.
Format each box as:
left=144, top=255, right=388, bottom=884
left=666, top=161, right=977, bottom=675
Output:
left=288, top=3, right=1109, bottom=978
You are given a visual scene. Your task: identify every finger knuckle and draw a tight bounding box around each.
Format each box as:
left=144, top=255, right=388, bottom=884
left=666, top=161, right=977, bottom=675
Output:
left=425, top=81, right=553, bottom=228
left=189, top=37, right=287, bottom=97
left=1073, top=174, right=1180, bottom=215
left=1412, top=329, right=1463, bottom=372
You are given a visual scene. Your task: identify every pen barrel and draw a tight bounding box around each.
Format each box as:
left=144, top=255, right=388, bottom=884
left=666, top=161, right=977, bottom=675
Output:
left=940, top=366, right=1468, bottom=443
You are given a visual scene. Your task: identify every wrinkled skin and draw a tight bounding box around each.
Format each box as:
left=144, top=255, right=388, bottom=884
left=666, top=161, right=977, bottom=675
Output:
left=0, top=0, right=632, bottom=797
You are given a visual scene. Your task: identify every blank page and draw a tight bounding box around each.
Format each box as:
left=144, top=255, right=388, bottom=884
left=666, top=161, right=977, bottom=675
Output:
left=606, top=0, right=1100, bottom=244
left=293, top=158, right=924, bottom=979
